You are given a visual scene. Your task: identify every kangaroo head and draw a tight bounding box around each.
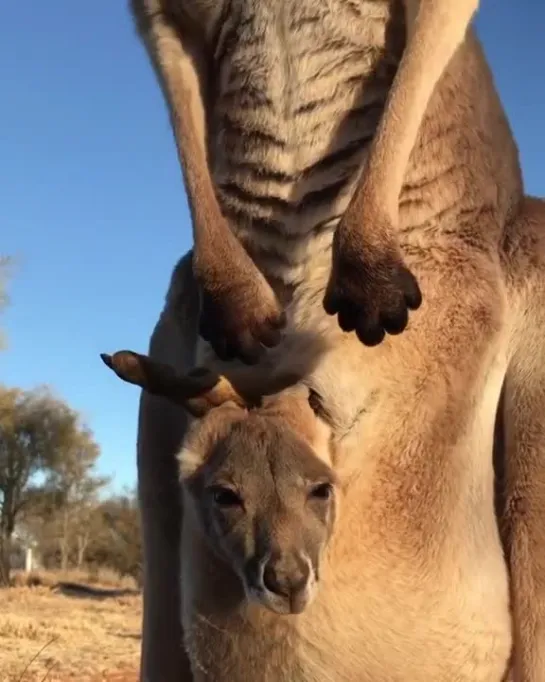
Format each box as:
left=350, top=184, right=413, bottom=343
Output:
left=181, top=387, right=337, bottom=615
left=101, top=350, right=337, bottom=615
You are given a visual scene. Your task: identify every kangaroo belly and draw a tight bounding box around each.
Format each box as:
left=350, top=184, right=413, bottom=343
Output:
left=298, top=568, right=511, bottom=682
left=203, top=0, right=401, bottom=285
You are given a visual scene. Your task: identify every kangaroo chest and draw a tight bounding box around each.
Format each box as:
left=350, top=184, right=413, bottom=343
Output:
left=183, top=552, right=512, bottom=682
left=186, top=0, right=406, bottom=284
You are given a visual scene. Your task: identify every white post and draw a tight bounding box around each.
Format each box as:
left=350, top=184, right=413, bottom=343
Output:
left=25, top=547, right=33, bottom=573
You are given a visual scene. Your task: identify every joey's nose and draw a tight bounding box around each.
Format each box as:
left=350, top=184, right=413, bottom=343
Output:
left=263, top=556, right=311, bottom=603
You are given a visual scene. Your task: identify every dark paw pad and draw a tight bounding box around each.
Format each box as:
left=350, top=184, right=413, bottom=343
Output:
left=323, top=255, right=422, bottom=347
left=199, top=289, right=286, bottom=365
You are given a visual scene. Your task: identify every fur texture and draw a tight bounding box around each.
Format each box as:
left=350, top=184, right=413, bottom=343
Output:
left=130, top=0, right=482, bottom=362
left=119, top=0, right=545, bottom=680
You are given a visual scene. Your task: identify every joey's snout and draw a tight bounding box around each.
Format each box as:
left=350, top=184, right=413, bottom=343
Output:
left=246, top=550, right=316, bottom=615
left=263, top=553, right=312, bottom=613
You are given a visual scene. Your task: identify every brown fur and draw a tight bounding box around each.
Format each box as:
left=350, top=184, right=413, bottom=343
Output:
left=111, top=198, right=545, bottom=681
left=129, top=0, right=480, bottom=361
left=497, top=197, right=545, bottom=681
left=115, top=0, right=545, bottom=680
left=130, top=0, right=286, bottom=365
left=101, top=351, right=249, bottom=416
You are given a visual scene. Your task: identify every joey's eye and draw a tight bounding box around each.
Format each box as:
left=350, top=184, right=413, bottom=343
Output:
left=209, top=486, right=243, bottom=508
left=308, top=389, right=322, bottom=414
left=309, top=482, right=333, bottom=501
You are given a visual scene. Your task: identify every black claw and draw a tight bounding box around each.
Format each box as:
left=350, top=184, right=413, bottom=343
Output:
left=380, top=304, right=409, bottom=336
left=337, top=304, right=358, bottom=333
left=356, top=323, right=385, bottom=347
left=401, top=270, right=422, bottom=310
left=257, top=324, right=283, bottom=349
left=323, top=290, right=341, bottom=316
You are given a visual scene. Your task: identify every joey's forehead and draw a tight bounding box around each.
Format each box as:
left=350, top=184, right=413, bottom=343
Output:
left=212, top=424, right=333, bottom=485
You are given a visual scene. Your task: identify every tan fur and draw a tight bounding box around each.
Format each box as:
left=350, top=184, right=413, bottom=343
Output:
left=117, top=0, right=545, bottom=680
left=496, top=197, right=545, bottom=681
left=130, top=0, right=286, bottom=365
left=122, top=198, right=545, bottom=682
left=130, top=0, right=483, bottom=361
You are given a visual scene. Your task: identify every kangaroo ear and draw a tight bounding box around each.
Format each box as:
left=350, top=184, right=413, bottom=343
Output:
left=100, top=350, right=248, bottom=417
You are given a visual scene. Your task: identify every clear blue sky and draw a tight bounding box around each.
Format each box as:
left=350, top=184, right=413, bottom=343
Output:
left=1, top=1, right=544, bottom=492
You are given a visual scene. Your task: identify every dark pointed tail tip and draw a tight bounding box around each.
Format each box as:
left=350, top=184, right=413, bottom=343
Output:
left=100, top=353, right=113, bottom=369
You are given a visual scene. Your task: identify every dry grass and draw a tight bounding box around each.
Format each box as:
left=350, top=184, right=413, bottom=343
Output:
left=0, top=573, right=141, bottom=682
left=10, top=568, right=138, bottom=591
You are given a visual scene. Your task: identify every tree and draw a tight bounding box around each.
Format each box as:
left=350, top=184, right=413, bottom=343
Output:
left=87, top=491, right=142, bottom=586
left=41, top=431, right=109, bottom=570
left=0, top=386, right=101, bottom=585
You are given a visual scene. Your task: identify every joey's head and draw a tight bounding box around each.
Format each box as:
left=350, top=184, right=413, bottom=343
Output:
left=100, top=350, right=337, bottom=615
left=181, top=391, right=337, bottom=615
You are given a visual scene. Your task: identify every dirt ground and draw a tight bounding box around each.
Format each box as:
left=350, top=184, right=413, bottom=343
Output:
left=0, top=576, right=141, bottom=682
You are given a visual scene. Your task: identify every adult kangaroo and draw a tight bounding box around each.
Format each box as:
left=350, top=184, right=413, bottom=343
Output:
left=120, top=0, right=545, bottom=680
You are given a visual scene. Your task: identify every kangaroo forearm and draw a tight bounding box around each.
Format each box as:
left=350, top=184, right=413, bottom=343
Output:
left=346, top=0, right=480, bottom=234
left=136, top=6, right=238, bottom=269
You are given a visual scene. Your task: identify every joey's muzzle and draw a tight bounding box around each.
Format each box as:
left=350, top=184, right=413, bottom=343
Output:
left=245, top=550, right=316, bottom=615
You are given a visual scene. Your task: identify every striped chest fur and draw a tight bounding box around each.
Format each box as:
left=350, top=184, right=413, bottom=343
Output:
left=195, top=0, right=406, bottom=286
